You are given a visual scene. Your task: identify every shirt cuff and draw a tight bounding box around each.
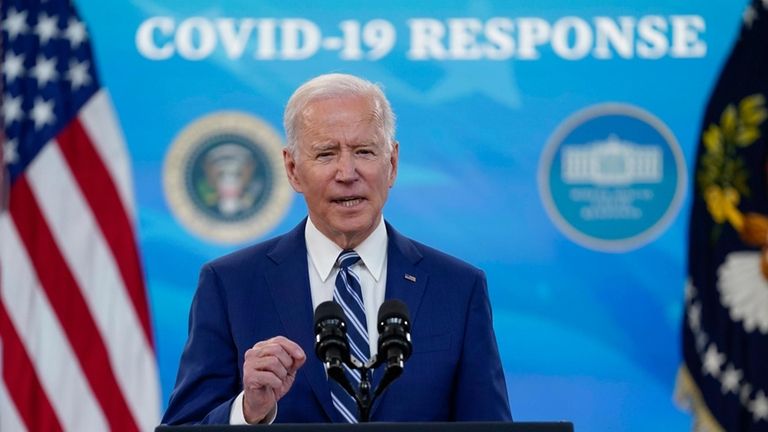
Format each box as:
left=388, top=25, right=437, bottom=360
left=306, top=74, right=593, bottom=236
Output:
left=229, top=391, right=278, bottom=425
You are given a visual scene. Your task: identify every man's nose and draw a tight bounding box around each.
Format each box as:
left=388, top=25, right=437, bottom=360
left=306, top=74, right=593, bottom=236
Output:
left=335, top=151, right=359, bottom=182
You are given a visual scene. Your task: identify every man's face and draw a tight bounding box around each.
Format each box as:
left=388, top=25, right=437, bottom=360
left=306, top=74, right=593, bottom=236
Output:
left=283, top=94, right=398, bottom=249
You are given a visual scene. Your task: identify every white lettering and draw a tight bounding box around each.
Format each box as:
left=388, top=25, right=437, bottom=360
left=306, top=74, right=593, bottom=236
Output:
left=637, top=15, right=668, bottom=59
left=593, top=16, right=635, bottom=59
left=551, top=17, right=592, bottom=60
left=362, top=20, right=396, bottom=60
left=176, top=18, right=216, bottom=60
left=255, top=19, right=277, bottom=59
left=136, top=16, right=174, bottom=60
left=216, top=18, right=256, bottom=59
left=670, top=15, right=706, bottom=58
left=133, top=15, right=707, bottom=62
left=407, top=18, right=447, bottom=60
left=517, top=18, right=550, bottom=60
left=281, top=19, right=320, bottom=60
left=448, top=18, right=484, bottom=60
left=484, top=17, right=514, bottom=60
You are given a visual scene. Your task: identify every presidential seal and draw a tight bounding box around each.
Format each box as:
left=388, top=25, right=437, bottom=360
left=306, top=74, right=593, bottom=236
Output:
left=163, top=111, right=292, bottom=244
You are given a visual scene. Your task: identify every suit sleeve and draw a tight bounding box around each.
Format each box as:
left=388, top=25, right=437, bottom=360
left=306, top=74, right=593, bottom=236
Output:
left=161, top=264, right=241, bottom=425
left=452, top=271, right=513, bottom=421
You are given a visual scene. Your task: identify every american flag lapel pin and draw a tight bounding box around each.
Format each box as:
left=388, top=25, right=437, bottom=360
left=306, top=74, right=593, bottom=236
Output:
left=404, top=274, right=416, bottom=282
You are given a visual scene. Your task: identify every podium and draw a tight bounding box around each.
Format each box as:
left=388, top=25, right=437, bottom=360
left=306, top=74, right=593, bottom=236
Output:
left=156, top=422, right=574, bottom=432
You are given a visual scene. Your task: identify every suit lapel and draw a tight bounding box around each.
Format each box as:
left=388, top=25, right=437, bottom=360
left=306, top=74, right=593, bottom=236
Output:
left=264, top=219, right=340, bottom=422
left=371, top=223, right=429, bottom=418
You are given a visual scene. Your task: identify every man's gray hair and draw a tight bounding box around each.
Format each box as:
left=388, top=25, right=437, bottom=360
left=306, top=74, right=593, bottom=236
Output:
left=283, top=73, right=396, bottom=156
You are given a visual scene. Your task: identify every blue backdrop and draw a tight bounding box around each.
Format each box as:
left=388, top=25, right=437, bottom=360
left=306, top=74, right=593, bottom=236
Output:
left=74, top=1, right=749, bottom=430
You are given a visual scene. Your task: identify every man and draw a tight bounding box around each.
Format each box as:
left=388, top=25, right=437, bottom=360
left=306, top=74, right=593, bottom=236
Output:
left=162, top=73, right=511, bottom=424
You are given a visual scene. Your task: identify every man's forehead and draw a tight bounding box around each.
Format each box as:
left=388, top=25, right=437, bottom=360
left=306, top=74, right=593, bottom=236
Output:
left=301, top=97, right=377, bottom=123
left=299, top=103, right=383, bottom=136
left=302, top=111, right=375, bottom=129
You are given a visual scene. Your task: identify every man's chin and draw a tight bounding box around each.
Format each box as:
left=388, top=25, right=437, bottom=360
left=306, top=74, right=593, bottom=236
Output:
left=328, top=217, right=378, bottom=241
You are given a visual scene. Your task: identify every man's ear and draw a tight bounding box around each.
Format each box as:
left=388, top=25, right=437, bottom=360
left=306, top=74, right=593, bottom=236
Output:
left=388, top=140, right=399, bottom=188
left=283, top=148, right=303, bottom=193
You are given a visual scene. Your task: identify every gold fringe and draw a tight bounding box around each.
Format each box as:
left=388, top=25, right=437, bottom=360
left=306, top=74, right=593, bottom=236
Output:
left=675, top=365, right=726, bottom=432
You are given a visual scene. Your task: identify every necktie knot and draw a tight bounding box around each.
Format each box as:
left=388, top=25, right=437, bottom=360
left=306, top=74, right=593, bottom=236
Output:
left=337, top=250, right=360, bottom=270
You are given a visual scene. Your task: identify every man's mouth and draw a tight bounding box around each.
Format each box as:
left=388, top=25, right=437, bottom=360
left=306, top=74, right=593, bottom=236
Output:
left=333, top=197, right=364, bottom=207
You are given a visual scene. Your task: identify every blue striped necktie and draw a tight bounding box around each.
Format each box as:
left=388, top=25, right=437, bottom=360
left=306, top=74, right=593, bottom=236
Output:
left=331, top=250, right=369, bottom=423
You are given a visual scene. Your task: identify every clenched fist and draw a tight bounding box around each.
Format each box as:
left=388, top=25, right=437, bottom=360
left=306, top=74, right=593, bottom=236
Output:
left=242, top=336, right=306, bottom=423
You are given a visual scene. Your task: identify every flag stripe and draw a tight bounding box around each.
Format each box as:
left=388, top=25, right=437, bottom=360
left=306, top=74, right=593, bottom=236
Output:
left=9, top=178, right=139, bottom=432
left=0, top=214, right=110, bottom=432
left=57, top=115, right=153, bottom=348
left=0, top=375, right=27, bottom=432
left=0, top=301, right=61, bottom=432
left=79, top=91, right=137, bottom=220
left=25, top=141, right=159, bottom=430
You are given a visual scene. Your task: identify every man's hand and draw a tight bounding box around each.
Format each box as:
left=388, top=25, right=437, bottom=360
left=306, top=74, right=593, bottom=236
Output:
left=242, top=336, right=306, bottom=423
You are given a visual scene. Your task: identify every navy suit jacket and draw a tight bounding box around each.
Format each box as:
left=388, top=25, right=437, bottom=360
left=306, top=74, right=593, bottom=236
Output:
left=162, top=219, right=511, bottom=424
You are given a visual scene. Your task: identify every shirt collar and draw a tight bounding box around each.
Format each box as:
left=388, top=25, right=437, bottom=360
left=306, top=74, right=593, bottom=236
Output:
left=305, top=216, right=388, bottom=283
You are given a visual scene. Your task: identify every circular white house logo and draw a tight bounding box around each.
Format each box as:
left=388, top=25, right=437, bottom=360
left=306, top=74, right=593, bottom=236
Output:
left=164, top=111, right=292, bottom=244
left=538, top=103, right=687, bottom=252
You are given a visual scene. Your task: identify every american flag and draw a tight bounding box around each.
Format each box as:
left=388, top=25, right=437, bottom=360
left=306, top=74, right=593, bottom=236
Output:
left=0, top=0, right=160, bottom=431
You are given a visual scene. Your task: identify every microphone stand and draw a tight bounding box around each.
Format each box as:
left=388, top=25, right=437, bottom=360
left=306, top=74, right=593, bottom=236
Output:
left=334, top=354, right=394, bottom=422
left=316, top=299, right=411, bottom=423
left=357, top=362, right=373, bottom=422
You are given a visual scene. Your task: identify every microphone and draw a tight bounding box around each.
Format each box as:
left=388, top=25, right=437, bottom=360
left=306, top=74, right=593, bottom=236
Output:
left=375, top=299, right=412, bottom=395
left=313, top=301, right=355, bottom=397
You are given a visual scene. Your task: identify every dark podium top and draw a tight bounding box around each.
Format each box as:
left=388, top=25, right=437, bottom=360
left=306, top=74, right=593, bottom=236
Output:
left=156, top=422, right=573, bottom=432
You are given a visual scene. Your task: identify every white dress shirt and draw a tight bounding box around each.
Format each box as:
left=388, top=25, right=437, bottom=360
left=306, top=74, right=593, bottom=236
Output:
left=230, top=217, right=389, bottom=424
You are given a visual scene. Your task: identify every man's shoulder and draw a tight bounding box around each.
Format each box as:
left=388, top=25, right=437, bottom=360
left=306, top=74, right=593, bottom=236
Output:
left=388, top=224, right=484, bottom=279
left=207, top=236, right=279, bottom=269
left=414, top=239, right=483, bottom=275
left=206, top=220, right=305, bottom=273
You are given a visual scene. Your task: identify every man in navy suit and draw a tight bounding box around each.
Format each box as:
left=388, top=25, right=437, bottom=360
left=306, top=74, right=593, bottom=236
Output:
left=162, top=73, right=511, bottom=425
